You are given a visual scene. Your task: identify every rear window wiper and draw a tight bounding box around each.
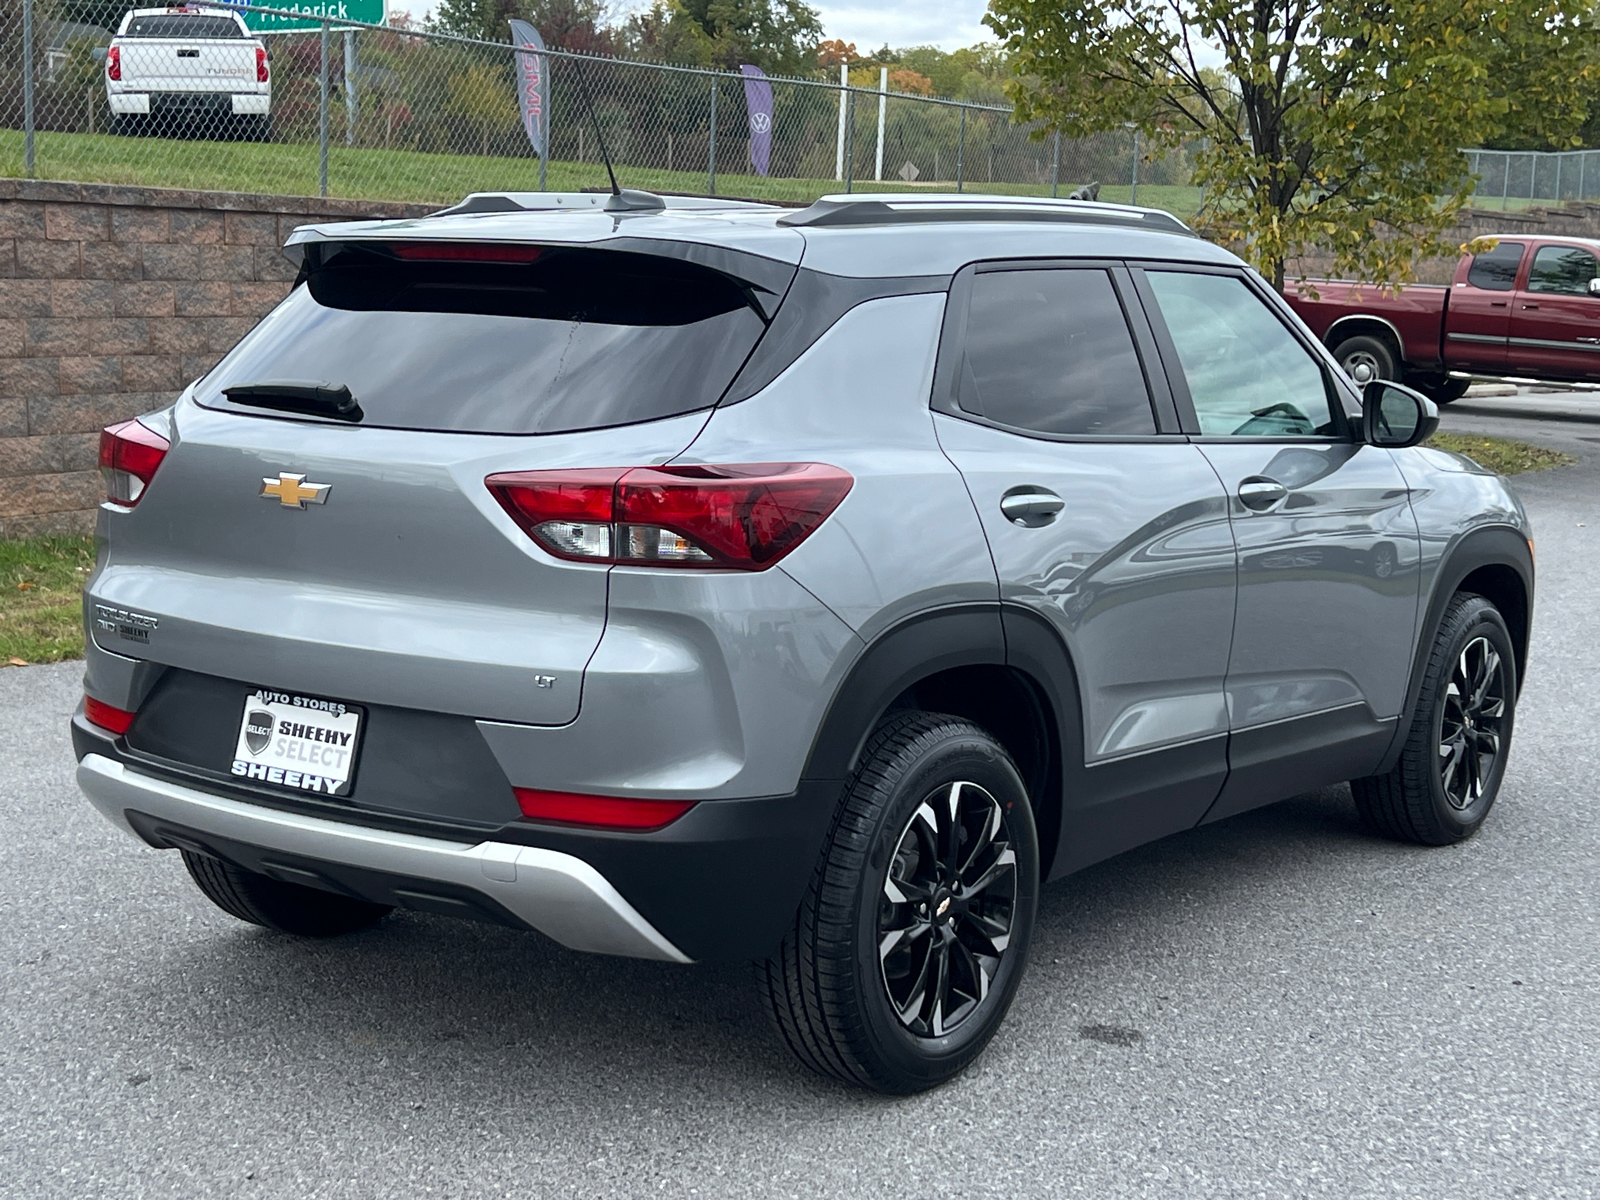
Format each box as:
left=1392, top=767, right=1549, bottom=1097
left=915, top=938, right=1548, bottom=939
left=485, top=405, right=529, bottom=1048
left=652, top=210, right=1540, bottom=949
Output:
left=224, top=382, right=363, bottom=423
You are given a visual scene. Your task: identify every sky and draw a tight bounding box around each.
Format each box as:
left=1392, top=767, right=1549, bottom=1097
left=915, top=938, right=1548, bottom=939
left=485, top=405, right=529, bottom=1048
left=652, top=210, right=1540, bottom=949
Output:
left=810, top=0, right=994, bottom=52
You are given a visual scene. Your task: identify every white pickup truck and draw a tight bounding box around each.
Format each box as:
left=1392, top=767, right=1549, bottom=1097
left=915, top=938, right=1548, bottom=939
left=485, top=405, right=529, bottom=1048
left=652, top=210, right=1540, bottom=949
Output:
left=105, top=5, right=271, bottom=141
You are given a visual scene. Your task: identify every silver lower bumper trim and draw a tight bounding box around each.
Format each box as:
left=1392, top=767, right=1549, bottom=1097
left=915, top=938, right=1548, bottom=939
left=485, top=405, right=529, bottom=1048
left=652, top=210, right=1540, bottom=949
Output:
left=76, top=754, right=691, bottom=963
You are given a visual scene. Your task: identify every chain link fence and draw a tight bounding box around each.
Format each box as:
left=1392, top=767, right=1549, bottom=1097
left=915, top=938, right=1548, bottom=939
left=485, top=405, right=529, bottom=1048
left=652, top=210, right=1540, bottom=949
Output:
left=1463, top=148, right=1600, bottom=210
left=0, top=0, right=1201, bottom=211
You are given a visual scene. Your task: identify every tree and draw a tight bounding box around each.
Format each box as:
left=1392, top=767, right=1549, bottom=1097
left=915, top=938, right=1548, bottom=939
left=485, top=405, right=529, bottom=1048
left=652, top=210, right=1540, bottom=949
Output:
left=671, top=0, right=824, bottom=75
left=816, top=38, right=856, bottom=69
left=432, top=0, right=615, bottom=52
left=987, top=0, right=1597, bottom=289
left=445, top=59, right=519, bottom=155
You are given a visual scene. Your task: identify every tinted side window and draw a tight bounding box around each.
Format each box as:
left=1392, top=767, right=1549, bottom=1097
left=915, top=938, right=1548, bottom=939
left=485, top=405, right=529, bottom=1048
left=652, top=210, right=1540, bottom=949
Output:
left=1526, top=245, right=1599, bottom=295
left=1146, top=271, right=1339, bottom=438
left=1466, top=242, right=1525, bottom=291
left=958, top=269, right=1155, bottom=436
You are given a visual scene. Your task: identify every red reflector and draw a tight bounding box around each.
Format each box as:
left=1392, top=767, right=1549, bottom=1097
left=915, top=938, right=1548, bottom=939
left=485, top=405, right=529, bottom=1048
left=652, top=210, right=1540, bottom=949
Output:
left=485, top=463, right=853, bottom=570
left=514, top=788, right=694, bottom=831
left=107, top=45, right=121, bottom=81
left=99, top=419, right=170, bottom=507
left=256, top=45, right=269, bottom=82
left=387, top=242, right=545, bottom=263
left=84, top=696, right=136, bottom=735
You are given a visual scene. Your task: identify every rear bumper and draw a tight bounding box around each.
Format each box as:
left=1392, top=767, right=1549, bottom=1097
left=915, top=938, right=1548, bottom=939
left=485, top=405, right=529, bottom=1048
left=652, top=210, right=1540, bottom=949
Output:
left=77, top=752, right=691, bottom=963
left=74, top=708, right=840, bottom=962
left=106, top=91, right=269, bottom=116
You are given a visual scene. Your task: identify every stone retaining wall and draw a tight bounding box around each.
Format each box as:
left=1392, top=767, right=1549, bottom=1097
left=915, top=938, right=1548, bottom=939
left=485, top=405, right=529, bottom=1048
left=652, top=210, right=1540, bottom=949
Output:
left=0, top=180, right=431, bottom=538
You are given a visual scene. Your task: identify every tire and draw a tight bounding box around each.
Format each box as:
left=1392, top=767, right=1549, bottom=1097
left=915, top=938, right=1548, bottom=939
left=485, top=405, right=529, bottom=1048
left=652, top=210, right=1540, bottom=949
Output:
left=110, top=113, right=141, bottom=138
left=1420, top=376, right=1471, bottom=405
left=1333, top=334, right=1400, bottom=387
left=244, top=114, right=272, bottom=142
left=1351, top=594, right=1517, bottom=845
left=757, top=711, right=1040, bottom=1093
left=181, top=849, right=392, bottom=937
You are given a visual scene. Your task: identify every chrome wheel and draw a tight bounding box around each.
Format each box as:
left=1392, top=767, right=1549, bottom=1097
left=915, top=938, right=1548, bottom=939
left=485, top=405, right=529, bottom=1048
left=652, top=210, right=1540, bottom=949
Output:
left=1439, top=636, right=1508, bottom=810
left=1342, top=348, right=1383, bottom=385
left=877, top=781, right=1017, bottom=1038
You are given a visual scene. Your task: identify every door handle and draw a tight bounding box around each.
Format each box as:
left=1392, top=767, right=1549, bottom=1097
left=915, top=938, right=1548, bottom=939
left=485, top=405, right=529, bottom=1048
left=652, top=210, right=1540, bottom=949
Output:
left=1522, top=303, right=1539, bottom=310
left=1000, top=488, right=1065, bottom=527
left=1490, top=301, right=1508, bottom=308
left=1237, top=477, right=1288, bottom=511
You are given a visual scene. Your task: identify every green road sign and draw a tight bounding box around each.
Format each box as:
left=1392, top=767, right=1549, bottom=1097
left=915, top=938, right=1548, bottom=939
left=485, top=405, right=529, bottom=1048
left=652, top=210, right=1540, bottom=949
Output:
left=225, top=0, right=387, bottom=33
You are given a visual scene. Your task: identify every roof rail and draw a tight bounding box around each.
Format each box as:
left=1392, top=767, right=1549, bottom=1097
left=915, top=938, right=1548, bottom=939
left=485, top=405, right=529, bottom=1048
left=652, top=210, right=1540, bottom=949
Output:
left=776, top=193, right=1195, bottom=236
left=430, top=191, right=780, bottom=217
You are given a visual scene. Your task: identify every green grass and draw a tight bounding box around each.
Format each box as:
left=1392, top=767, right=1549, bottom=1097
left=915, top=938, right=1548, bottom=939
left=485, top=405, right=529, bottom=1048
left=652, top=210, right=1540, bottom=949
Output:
left=0, top=535, right=95, bottom=667
left=1424, top=432, right=1577, bottom=474
left=0, top=128, right=1204, bottom=217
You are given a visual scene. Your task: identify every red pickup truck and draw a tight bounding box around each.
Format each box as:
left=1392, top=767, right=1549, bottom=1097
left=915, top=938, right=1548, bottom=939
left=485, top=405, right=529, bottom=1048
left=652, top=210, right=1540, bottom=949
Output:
left=1286, top=235, right=1600, bottom=403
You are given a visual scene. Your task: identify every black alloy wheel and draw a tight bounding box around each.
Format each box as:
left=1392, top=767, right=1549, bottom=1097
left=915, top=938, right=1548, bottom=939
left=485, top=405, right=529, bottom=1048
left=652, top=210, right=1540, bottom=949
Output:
left=1352, top=593, right=1517, bottom=844
left=1438, top=635, right=1509, bottom=811
left=758, top=711, right=1039, bottom=1092
left=878, top=780, right=1018, bottom=1038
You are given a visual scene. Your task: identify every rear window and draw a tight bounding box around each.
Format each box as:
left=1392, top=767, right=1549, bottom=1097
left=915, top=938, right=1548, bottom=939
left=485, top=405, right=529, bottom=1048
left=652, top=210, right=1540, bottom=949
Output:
left=123, top=15, right=244, bottom=37
left=1466, top=242, right=1524, bottom=291
left=196, top=243, right=767, bottom=435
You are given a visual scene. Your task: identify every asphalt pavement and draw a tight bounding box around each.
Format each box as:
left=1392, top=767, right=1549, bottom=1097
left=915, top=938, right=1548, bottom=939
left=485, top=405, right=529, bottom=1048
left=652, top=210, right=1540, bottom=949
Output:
left=2, top=401, right=1598, bottom=1199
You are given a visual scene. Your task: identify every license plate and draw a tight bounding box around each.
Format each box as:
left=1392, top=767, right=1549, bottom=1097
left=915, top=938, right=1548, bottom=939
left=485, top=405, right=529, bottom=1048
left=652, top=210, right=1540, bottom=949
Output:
left=230, top=688, right=363, bottom=797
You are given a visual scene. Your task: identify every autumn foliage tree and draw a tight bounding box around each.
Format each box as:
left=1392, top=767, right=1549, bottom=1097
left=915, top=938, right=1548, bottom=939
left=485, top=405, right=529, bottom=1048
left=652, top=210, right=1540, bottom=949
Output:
left=987, top=0, right=1597, bottom=289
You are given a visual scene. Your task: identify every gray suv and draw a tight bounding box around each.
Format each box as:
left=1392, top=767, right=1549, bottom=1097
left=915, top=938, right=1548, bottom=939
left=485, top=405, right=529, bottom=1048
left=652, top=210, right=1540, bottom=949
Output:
left=73, top=192, right=1534, bottom=1093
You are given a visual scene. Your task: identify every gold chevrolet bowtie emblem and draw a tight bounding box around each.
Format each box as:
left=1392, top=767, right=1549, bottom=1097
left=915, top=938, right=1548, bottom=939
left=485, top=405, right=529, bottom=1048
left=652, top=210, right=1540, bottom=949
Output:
left=260, top=472, right=331, bottom=509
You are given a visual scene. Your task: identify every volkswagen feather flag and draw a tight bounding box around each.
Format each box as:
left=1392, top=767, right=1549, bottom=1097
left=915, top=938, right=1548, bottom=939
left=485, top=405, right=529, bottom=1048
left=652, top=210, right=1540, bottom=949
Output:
left=740, top=65, right=773, bottom=177
left=509, top=19, right=549, bottom=160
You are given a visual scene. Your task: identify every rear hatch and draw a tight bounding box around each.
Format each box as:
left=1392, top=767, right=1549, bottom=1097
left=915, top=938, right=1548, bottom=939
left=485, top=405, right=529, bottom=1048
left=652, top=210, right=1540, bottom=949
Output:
left=89, top=235, right=778, bottom=748
left=116, top=13, right=256, bottom=94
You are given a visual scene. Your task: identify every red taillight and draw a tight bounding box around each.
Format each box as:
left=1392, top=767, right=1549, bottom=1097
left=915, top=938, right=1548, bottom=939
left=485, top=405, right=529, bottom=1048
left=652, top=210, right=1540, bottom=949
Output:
left=486, top=463, right=853, bottom=570
left=388, top=242, right=544, bottom=263
left=106, top=45, right=120, bottom=81
left=99, top=419, right=170, bottom=507
left=84, top=696, right=136, bottom=735
left=256, top=45, right=269, bottom=83
left=514, top=788, right=694, bottom=831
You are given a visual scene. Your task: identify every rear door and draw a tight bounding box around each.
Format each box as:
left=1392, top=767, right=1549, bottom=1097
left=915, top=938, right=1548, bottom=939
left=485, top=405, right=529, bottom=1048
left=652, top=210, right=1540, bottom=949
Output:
left=1506, top=242, right=1600, bottom=380
left=933, top=261, right=1238, bottom=869
left=1134, top=266, right=1421, bottom=823
left=1443, top=241, right=1525, bottom=373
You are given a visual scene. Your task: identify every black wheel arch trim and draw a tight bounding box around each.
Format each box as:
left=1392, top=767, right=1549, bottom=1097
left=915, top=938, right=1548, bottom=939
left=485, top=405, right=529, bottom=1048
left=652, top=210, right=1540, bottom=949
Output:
left=1375, top=523, right=1533, bottom=775
left=798, top=602, right=1088, bottom=881
left=799, top=604, right=1010, bottom=785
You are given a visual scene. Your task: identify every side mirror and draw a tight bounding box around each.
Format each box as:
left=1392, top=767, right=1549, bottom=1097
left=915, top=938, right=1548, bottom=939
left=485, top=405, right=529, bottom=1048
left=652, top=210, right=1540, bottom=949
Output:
left=91, top=46, right=108, bottom=61
left=1588, top=277, right=1600, bottom=296
left=1361, top=380, right=1438, bottom=448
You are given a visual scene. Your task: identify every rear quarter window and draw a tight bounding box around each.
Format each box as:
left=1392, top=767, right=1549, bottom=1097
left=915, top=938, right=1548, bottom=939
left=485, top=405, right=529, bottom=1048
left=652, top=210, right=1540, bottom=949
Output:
left=1465, top=242, right=1525, bottom=291
left=196, top=243, right=768, bottom=436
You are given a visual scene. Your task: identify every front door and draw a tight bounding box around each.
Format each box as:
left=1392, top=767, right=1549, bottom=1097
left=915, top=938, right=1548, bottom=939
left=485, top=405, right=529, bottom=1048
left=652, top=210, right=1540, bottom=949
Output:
left=933, top=262, right=1238, bottom=872
left=1136, top=266, right=1422, bottom=823
left=1444, top=240, right=1526, bottom=374
left=1507, top=242, right=1600, bottom=380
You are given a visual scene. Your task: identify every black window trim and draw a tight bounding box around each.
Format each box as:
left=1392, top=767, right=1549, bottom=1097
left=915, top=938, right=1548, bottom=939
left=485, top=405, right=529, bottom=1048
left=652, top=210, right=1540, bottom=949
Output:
left=1127, top=261, right=1361, bottom=444
left=929, top=257, right=1185, bottom=443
